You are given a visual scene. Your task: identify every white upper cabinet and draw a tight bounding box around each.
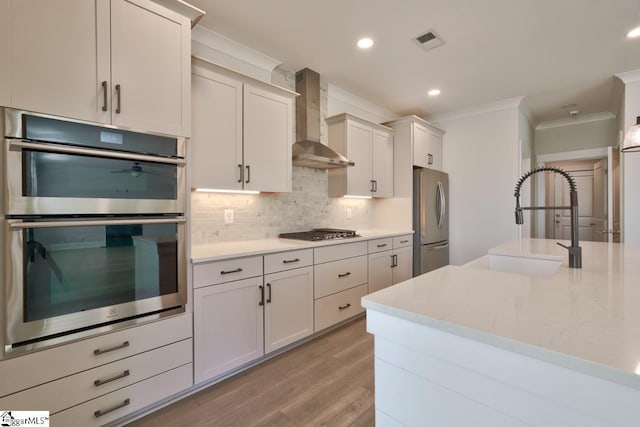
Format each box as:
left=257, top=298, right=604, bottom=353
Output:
left=191, top=59, right=294, bottom=193
left=386, top=116, right=444, bottom=172
left=6, top=0, right=190, bottom=137
left=327, top=113, right=394, bottom=198
left=191, top=69, right=243, bottom=191
left=243, top=84, right=293, bottom=193
left=0, top=0, right=10, bottom=107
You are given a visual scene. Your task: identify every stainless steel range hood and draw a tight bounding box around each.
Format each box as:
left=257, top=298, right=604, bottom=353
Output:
left=293, top=68, right=354, bottom=169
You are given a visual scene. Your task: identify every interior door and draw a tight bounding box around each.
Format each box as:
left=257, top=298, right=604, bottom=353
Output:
left=592, top=160, right=607, bottom=242
left=609, top=147, right=621, bottom=243
left=554, top=169, right=597, bottom=241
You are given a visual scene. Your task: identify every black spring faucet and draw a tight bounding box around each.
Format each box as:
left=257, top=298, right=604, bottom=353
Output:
left=514, top=167, right=582, bottom=269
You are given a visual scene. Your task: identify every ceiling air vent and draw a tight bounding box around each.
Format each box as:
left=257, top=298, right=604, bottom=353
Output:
left=415, top=30, right=444, bottom=51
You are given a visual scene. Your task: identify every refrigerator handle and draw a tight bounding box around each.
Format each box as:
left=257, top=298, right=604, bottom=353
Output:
left=436, top=181, right=445, bottom=228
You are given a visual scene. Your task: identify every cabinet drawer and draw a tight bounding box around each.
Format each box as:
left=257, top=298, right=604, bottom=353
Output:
left=51, top=363, right=192, bottom=427
left=368, top=238, right=393, bottom=253
left=0, top=339, right=192, bottom=414
left=264, top=249, right=313, bottom=274
left=193, top=256, right=263, bottom=288
left=314, top=241, right=367, bottom=264
left=393, top=234, right=413, bottom=248
left=0, top=313, right=192, bottom=398
left=314, top=255, right=367, bottom=298
left=314, top=284, right=367, bottom=332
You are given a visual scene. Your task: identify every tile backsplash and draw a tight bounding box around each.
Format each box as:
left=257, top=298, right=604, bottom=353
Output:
left=190, top=167, right=375, bottom=244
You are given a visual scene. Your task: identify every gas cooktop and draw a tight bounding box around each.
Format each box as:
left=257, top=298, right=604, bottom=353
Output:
left=279, top=228, right=360, bottom=241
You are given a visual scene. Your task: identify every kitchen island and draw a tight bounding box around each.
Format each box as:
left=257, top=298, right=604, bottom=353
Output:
left=361, top=239, right=640, bottom=426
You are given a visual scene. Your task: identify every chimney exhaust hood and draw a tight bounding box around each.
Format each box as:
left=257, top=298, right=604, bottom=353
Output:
left=293, top=68, right=354, bottom=169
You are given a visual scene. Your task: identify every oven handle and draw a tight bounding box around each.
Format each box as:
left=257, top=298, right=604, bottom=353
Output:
left=9, top=217, right=186, bottom=230
left=8, top=139, right=186, bottom=166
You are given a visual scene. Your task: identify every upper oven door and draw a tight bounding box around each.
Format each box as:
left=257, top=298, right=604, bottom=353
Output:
left=4, top=109, right=186, bottom=216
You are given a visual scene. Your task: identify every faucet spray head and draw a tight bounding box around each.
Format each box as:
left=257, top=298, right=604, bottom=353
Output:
left=515, top=197, right=523, bottom=224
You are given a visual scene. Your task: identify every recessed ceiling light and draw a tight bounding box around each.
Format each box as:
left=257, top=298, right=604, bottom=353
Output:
left=627, top=26, right=640, bottom=38
left=428, top=89, right=441, bottom=96
left=357, top=38, right=374, bottom=49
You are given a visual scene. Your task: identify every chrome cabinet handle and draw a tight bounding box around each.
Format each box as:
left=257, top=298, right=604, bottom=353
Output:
left=427, top=153, right=433, bottom=165
left=8, top=139, right=186, bottom=165
left=101, top=81, right=108, bottom=111
left=93, top=341, right=130, bottom=356
left=338, top=303, right=351, bottom=310
left=283, top=258, right=300, bottom=264
left=115, top=84, right=121, bottom=114
left=245, top=165, right=250, bottom=183
left=94, top=370, right=130, bottom=387
left=391, top=254, right=398, bottom=268
left=258, top=285, right=265, bottom=306
left=377, top=243, right=387, bottom=248
left=338, top=272, right=351, bottom=278
left=266, top=283, right=272, bottom=303
left=238, top=164, right=243, bottom=183
left=220, top=268, right=243, bottom=275
left=94, top=398, right=130, bottom=418
left=370, top=180, right=375, bottom=192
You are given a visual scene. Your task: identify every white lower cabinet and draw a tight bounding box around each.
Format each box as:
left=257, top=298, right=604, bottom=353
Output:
left=194, top=250, right=314, bottom=383
left=368, top=235, right=413, bottom=293
left=0, top=314, right=193, bottom=425
left=194, top=276, right=264, bottom=383
left=51, top=364, right=192, bottom=427
left=315, top=284, right=368, bottom=331
left=264, top=266, right=314, bottom=353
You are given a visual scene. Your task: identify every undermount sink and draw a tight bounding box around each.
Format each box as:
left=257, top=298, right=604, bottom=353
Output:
left=464, top=254, right=563, bottom=277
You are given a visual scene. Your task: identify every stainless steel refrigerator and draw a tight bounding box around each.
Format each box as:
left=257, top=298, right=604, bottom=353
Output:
left=413, top=167, right=449, bottom=276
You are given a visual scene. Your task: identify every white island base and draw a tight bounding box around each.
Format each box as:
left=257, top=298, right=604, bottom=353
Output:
left=363, top=239, right=640, bottom=427
left=368, top=310, right=639, bottom=426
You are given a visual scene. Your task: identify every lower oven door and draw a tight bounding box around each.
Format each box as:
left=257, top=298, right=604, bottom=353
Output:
left=4, top=216, right=186, bottom=354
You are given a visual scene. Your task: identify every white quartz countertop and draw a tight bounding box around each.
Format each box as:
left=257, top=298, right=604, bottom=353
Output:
left=191, top=229, right=413, bottom=263
left=361, top=238, right=640, bottom=389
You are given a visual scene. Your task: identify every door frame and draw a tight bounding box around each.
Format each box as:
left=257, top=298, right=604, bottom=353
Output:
left=535, top=147, right=610, bottom=239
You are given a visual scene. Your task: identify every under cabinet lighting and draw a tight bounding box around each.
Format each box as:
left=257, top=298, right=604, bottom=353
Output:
left=344, top=195, right=372, bottom=199
left=193, top=188, right=260, bottom=195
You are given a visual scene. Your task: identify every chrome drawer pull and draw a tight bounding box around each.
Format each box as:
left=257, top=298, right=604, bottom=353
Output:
left=221, top=268, right=243, bottom=275
left=283, top=258, right=300, bottom=264
left=94, top=341, right=130, bottom=356
left=338, top=303, right=351, bottom=310
left=94, top=369, right=130, bottom=387
left=338, top=272, right=351, bottom=278
left=94, top=398, right=130, bottom=418
left=377, top=243, right=387, bottom=248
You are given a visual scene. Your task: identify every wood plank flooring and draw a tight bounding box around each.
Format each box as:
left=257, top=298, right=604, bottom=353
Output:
left=127, top=317, right=374, bottom=427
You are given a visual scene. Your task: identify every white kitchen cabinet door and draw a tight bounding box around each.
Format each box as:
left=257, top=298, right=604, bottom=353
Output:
left=0, top=0, right=10, bottom=107
left=413, top=123, right=443, bottom=170
left=191, top=68, right=243, bottom=190
left=392, top=246, right=413, bottom=284
left=110, top=0, right=190, bottom=136
left=243, top=83, right=293, bottom=193
left=346, top=120, right=374, bottom=196
left=368, top=250, right=393, bottom=293
left=9, top=0, right=101, bottom=122
left=194, top=277, right=264, bottom=383
left=372, top=129, right=394, bottom=198
left=264, top=267, right=314, bottom=353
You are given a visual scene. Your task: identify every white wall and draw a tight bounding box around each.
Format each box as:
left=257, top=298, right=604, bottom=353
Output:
left=435, top=102, right=521, bottom=265
left=622, top=80, right=640, bottom=244
left=535, top=117, right=617, bottom=155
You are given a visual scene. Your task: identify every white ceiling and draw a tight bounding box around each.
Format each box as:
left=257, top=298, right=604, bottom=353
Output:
left=189, top=0, right=640, bottom=125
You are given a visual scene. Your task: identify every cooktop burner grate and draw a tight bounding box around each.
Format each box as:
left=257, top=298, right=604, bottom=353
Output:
left=279, top=228, right=360, bottom=241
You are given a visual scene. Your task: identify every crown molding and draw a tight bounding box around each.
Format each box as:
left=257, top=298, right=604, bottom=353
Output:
left=535, top=112, right=615, bottom=130
left=327, top=84, right=399, bottom=123
left=191, top=26, right=281, bottom=82
left=428, top=96, right=524, bottom=123
left=615, top=69, right=640, bottom=84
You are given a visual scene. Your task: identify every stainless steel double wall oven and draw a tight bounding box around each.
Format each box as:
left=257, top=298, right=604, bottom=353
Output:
left=2, top=109, right=187, bottom=356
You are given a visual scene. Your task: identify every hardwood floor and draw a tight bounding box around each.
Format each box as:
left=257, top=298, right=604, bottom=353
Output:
left=127, top=317, right=374, bottom=427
